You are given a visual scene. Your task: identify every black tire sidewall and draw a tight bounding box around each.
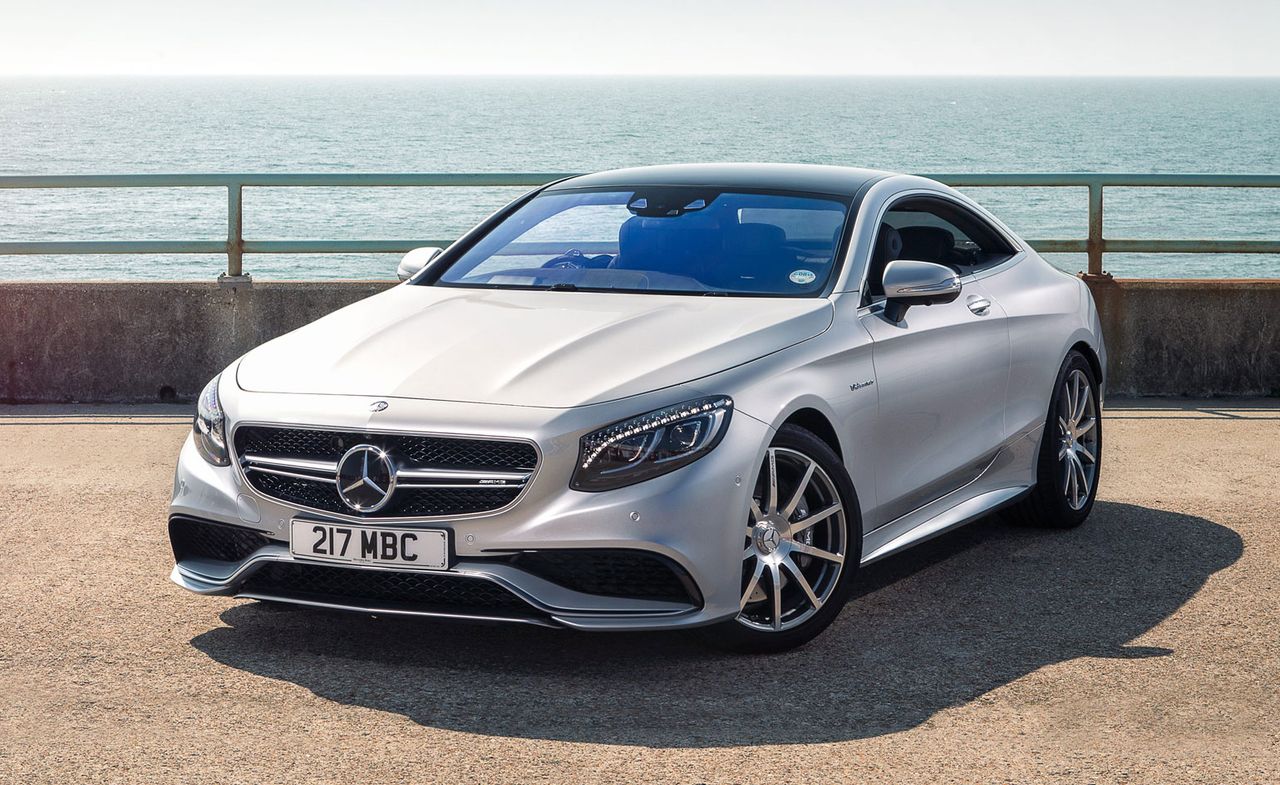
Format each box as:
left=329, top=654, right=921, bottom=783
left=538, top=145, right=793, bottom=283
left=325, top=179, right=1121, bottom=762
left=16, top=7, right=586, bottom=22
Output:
left=1035, top=351, right=1102, bottom=524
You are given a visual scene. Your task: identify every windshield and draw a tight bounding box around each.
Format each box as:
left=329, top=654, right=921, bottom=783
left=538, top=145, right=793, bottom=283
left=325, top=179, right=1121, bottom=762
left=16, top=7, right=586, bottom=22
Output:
left=431, top=188, right=850, bottom=296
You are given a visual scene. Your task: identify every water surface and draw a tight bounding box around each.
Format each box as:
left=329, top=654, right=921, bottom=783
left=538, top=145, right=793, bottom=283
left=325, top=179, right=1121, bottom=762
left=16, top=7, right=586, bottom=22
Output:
left=1, top=77, right=1277, bottom=279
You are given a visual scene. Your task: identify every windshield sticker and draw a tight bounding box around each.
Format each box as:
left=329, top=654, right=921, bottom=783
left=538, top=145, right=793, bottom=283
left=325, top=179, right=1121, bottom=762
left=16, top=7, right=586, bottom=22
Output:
left=789, top=269, right=817, bottom=285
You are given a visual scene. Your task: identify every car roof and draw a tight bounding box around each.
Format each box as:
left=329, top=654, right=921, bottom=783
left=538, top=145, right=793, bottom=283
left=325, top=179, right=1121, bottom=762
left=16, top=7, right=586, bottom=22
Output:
left=544, top=163, right=895, bottom=198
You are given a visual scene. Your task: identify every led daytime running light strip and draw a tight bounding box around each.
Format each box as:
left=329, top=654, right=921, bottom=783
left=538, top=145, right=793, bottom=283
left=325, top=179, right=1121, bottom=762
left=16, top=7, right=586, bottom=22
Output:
left=580, top=397, right=732, bottom=470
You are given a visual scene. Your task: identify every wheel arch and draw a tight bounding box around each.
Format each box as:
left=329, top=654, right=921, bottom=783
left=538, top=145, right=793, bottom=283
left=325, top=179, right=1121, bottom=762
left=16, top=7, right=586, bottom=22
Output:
left=779, top=406, right=843, bottom=462
left=1068, top=338, right=1105, bottom=391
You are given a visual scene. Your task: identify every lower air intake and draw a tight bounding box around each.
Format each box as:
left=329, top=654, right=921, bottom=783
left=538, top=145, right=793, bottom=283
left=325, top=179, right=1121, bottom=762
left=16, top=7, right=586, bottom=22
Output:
left=509, top=549, right=701, bottom=606
left=240, top=562, right=532, bottom=613
left=170, top=516, right=273, bottom=563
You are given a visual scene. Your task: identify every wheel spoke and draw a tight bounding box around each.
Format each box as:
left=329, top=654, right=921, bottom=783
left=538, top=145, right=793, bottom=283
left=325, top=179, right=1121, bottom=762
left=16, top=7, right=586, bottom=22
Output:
left=768, top=561, right=783, bottom=631
left=1073, top=374, right=1089, bottom=424
left=792, top=502, right=841, bottom=534
left=749, top=497, right=764, bottom=523
left=1077, top=443, right=1096, bottom=464
left=1073, top=453, right=1090, bottom=495
left=1057, top=416, right=1070, bottom=437
left=1062, top=453, right=1073, bottom=496
left=783, top=557, right=821, bottom=610
left=790, top=540, right=844, bottom=564
left=1068, top=452, right=1089, bottom=507
left=766, top=449, right=779, bottom=514
left=740, top=558, right=764, bottom=610
left=1076, top=417, right=1096, bottom=437
left=781, top=458, right=817, bottom=519
left=743, top=546, right=754, bottom=561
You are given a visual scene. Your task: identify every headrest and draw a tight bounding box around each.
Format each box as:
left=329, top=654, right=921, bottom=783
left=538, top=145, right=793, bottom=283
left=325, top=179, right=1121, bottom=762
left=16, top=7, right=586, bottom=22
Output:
left=618, top=215, right=662, bottom=243
left=616, top=217, right=662, bottom=268
left=617, top=214, right=720, bottom=273
left=874, top=224, right=902, bottom=263
left=898, top=226, right=954, bottom=262
left=725, top=222, right=786, bottom=252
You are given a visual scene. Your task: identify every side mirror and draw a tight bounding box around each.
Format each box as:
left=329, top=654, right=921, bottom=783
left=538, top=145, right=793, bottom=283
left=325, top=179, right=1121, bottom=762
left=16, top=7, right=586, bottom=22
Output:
left=397, top=246, right=443, bottom=282
left=881, top=260, right=962, bottom=322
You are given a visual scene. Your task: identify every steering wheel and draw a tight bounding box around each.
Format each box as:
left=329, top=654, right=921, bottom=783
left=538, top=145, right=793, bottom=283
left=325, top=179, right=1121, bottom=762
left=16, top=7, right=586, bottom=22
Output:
left=542, top=249, right=587, bottom=269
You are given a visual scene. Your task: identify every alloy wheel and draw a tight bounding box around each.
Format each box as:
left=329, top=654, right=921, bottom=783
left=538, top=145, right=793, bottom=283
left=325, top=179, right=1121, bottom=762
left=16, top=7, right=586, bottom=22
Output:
left=1057, top=368, right=1099, bottom=511
left=738, top=447, right=847, bottom=632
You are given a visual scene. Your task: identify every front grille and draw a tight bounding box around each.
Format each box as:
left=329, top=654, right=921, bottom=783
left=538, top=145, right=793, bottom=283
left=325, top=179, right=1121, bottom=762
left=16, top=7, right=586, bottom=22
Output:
left=510, top=549, right=701, bottom=605
left=251, top=472, right=521, bottom=518
left=170, top=516, right=273, bottom=563
left=241, top=562, right=531, bottom=613
left=234, top=425, right=537, bottom=519
left=236, top=426, right=537, bottom=469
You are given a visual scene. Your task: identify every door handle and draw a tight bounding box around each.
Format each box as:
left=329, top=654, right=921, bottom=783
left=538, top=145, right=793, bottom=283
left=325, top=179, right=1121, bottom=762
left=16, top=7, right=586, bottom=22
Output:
left=966, top=296, right=992, bottom=315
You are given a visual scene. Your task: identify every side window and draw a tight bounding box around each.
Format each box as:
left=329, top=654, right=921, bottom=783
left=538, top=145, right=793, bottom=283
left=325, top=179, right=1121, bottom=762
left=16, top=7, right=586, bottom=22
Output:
left=865, top=196, right=1017, bottom=300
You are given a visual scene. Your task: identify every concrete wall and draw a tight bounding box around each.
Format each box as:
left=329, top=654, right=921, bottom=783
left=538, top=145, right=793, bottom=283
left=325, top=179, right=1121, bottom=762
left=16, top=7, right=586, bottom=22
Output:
left=2, top=278, right=1277, bottom=402
left=1084, top=278, right=1280, bottom=397
left=1, top=281, right=394, bottom=403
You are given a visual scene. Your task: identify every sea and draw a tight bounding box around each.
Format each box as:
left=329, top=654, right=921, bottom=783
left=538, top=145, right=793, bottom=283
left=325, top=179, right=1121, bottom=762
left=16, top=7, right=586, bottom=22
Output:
left=1, top=76, right=1278, bottom=280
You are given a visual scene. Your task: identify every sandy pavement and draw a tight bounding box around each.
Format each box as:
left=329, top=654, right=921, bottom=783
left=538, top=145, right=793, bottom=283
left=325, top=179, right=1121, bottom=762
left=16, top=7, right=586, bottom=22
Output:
left=1, top=400, right=1277, bottom=784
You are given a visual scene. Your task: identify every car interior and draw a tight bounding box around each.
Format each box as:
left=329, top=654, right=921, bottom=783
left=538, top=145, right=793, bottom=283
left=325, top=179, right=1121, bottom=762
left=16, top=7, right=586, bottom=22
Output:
left=513, top=193, right=848, bottom=294
left=865, top=196, right=1019, bottom=301
left=609, top=213, right=839, bottom=292
left=452, top=190, right=1022, bottom=299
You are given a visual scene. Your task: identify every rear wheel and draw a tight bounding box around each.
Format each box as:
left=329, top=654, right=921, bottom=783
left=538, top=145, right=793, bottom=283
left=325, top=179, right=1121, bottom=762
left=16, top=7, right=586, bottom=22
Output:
left=1007, top=350, right=1102, bottom=528
left=699, top=424, right=860, bottom=653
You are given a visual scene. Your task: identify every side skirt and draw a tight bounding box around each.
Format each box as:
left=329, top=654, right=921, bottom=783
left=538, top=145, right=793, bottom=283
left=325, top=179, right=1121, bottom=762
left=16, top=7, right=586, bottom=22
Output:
left=859, top=484, right=1031, bottom=565
left=858, top=425, right=1040, bottom=565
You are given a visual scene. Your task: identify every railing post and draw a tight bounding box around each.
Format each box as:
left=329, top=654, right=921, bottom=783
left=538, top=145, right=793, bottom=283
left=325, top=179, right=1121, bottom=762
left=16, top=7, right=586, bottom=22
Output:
left=1086, top=181, right=1106, bottom=277
left=223, top=183, right=248, bottom=284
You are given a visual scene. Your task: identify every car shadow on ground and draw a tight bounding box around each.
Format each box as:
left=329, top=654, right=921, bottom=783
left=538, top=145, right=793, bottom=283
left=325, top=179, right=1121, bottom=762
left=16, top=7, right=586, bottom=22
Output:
left=190, top=501, right=1241, bottom=746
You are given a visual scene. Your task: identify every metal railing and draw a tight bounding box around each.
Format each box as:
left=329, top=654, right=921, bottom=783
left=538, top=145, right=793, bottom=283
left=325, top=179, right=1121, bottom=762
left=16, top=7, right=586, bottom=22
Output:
left=1, top=172, right=1278, bottom=279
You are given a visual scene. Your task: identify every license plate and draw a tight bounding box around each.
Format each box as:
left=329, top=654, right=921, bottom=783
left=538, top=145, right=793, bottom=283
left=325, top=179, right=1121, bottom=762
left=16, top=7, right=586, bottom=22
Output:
left=289, top=520, right=449, bottom=571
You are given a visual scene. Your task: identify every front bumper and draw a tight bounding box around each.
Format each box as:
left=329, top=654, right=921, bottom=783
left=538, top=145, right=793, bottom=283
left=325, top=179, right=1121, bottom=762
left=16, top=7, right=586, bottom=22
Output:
left=169, top=388, right=772, bottom=631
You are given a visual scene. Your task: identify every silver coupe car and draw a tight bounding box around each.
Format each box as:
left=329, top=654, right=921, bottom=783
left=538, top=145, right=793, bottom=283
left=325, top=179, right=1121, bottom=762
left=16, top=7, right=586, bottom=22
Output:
left=170, top=164, right=1105, bottom=652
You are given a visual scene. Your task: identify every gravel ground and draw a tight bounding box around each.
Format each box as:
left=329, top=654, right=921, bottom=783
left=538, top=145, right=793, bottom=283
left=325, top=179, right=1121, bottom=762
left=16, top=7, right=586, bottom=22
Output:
left=1, top=400, right=1277, bottom=784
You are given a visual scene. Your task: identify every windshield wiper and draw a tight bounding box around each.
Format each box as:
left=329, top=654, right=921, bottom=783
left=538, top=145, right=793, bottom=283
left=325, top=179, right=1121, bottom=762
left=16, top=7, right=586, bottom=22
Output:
left=546, top=282, right=579, bottom=291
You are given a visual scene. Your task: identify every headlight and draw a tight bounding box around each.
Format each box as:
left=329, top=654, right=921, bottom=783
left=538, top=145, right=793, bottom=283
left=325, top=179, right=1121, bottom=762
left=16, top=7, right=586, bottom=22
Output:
left=193, top=374, right=230, bottom=466
left=571, top=396, right=733, bottom=492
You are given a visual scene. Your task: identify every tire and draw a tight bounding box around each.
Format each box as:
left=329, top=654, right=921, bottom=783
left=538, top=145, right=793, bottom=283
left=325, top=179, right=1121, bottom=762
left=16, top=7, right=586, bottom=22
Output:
left=698, top=424, right=861, bottom=654
left=1006, top=350, right=1102, bottom=529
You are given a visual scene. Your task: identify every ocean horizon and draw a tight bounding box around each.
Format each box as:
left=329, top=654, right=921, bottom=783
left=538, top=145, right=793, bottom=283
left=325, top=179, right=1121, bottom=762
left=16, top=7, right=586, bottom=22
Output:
left=2, top=75, right=1278, bottom=280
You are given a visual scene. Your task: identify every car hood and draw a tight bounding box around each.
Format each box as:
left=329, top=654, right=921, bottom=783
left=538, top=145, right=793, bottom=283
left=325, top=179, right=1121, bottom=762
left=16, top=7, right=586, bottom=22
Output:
left=236, top=285, right=833, bottom=408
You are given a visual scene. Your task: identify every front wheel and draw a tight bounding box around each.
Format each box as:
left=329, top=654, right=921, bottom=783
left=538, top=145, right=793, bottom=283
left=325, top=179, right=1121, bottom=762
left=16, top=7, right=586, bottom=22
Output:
left=699, top=424, right=860, bottom=653
left=1006, top=350, right=1102, bottom=528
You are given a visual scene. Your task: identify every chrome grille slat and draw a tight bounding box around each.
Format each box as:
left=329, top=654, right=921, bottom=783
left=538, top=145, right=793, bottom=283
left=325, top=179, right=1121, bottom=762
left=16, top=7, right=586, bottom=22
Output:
left=395, top=466, right=532, bottom=487
left=244, top=454, right=338, bottom=474
left=245, top=464, right=339, bottom=484
left=234, top=425, right=538, bottom=519
left=241, top=455, right=532, bottom=488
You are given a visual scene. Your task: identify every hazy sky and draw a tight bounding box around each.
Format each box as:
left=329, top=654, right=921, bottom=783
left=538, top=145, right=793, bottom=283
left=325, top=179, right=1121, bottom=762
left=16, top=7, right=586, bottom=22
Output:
left=2, top=0, right=1277, bottom=77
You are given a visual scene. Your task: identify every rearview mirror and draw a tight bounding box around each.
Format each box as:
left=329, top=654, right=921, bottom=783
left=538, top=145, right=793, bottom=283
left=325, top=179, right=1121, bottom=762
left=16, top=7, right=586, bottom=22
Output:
left=881, top=260, right=962, bottom=322
left=397, top=247, right=443, bottom=281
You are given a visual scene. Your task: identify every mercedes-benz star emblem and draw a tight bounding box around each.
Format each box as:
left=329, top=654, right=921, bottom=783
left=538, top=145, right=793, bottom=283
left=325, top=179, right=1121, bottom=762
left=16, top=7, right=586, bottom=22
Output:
left=335, top=444, right=396, bottom=512
left=369, top=400, right=389, bottom=412
left=753, top=522, right=782, bottom=554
